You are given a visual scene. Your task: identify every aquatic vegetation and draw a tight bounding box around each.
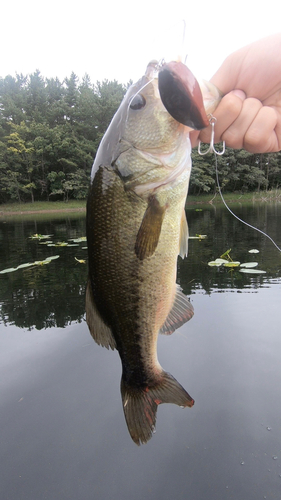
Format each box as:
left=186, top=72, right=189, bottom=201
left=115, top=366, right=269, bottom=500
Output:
left=0, top=255, right=60, bottom=274
left=240, top=262, right=258, bottom=268
left=223, top=261, right=240, bottom=268
left=208, top=249, right=266, bottom=274
left=240, top=268, right=266, bottom=274
left=29, top=234, right=53, bottom=240
left=189, top=234, right=207, bottom=240
left=47, top=242, right=69, bottom=247
left=69, top=237, right=87, bottom=243
left=75, top=257, right=86, bottom=264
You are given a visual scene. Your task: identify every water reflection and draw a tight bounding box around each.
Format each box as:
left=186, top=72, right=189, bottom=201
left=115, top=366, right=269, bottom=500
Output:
left=1, top=204, right=281, bottom=500
left=0, top=202, right=280, bottom=330
left=0, top=215, right=87, bottom=329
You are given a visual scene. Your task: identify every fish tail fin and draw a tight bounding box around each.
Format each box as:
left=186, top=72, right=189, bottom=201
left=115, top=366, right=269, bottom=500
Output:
left=121, top=372, right=194, bottom=445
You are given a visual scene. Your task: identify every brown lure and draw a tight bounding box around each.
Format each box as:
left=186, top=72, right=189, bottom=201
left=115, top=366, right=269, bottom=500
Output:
left=158, top=61, right=209, bottom=130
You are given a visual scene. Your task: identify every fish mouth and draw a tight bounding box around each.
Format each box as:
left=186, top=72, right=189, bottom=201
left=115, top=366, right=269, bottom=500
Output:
left=158, top=61, right=209, bottom=130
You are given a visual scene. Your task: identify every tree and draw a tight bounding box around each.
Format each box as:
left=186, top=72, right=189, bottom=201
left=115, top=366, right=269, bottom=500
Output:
left=0, top=73, right=28, bottom=129
left=45, top=77, right=65, bottom=126
left=0, top=123, right=37, bottom=202
left=63, top=72, right=79, bottom=125
left=25, top=70, right=47, bottom=123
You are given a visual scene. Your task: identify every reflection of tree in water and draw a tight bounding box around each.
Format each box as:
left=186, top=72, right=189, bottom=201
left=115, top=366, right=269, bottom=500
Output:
left=0, top=206, right=280, bottom=329
left=0, top=216, right=87, bottom=330
left=0, top=266, right=86, bottom=330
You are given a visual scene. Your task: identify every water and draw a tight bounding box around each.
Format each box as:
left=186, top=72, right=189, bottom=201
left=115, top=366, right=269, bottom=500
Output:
left=0, top=203, right=281, bottom=500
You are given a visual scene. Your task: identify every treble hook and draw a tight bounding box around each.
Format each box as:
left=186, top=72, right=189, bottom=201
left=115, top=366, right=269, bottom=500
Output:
left=198, top=115, right=225, bottom=156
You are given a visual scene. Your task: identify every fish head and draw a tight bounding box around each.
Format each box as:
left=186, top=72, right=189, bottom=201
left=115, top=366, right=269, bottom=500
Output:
left=91, top=60, right=221, bottom=186
left=122, top=60, right=186, bottom=155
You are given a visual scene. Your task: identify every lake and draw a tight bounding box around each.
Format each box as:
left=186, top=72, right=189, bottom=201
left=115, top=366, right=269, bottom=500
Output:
left=0, top=201, right=281, bottom=500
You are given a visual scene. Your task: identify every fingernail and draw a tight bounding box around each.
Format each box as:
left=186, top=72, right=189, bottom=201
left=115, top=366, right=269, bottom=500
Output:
left=231, top=89, right=246, bottom=100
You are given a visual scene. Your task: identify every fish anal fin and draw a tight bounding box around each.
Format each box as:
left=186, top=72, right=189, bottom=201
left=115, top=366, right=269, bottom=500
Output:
left=179, top=209, right=189, bottom=258
left=121, top=371, right=194, bottom=445
left=160, top=284, right=194, bottom=335
left=85, top=280, right=116, bottom=350
left=135, top=195, right=166, bottom=260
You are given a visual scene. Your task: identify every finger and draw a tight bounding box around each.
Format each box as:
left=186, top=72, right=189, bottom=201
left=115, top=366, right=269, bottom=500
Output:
left=243, top=106, right=279, bottom=153
left=222, top=98, right=263, bottom=149
left=190, top=130, right=200, bottom=148
left=198, top=90, right=246, bottom=144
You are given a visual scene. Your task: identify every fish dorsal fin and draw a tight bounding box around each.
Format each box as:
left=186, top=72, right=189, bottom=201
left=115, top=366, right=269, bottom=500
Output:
left=179, top=209, right=189, bottom=258
left=160, top=284, right=194, bottom=335
left=85, top=280, right=116, bottom=350
left=135, top=196, right=166, bottom=260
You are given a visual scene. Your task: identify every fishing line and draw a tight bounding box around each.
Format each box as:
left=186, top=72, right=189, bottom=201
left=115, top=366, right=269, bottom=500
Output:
left=198, top=116, right=281, bottom=252
left=214, top=154, right=281, bottom=252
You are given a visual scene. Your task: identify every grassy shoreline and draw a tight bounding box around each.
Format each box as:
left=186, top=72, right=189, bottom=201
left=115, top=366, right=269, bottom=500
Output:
left=0, top=190, right=281, bottom=216
left=0, top=200, right=87, bottom=216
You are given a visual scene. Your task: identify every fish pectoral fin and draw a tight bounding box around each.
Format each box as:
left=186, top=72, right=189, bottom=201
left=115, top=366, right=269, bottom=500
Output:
left=179, top=209, right=189, bottom=258
left=121, top=371, right=194, bottom=446
left=85, top=279, right=116, bottom=350
left=135, top=195, right=166, bottom=260
left=160, top=284, right=194, bottom=335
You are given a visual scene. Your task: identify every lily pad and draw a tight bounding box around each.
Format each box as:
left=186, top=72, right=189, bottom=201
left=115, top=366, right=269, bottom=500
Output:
left=0, top=266, right=19, bottom=274
left=214, top=258, right=229, bottom=264
left=189, top=234, right=207, bottom=240
left=29, top=234, right=53, bottom=240
left=208, top=258, right=229, bottom=267
left=240, top=262, right=258, bottom=268
left=75, top=257, right=86, bottom=264
left=45, top=255, right=60, bottom=262
left=35, top=255, right=60, bottom=265
left=47, top=242, right=68, bottom=247
left=69, top=237, right=87, bottom=243
left=223, top=261, right=240, bottom=267
left=16, top=262, right=35, bottom=269
left=240, top=268, right=266, bottom=274
left=0, top=255, right=60, bottom=274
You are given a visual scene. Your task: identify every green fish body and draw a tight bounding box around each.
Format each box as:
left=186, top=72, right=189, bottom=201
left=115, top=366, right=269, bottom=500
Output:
left=86, top=61, right=220, bottom=444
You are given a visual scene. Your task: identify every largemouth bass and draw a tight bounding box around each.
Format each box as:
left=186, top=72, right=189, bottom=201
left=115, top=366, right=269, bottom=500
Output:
left=86, top=61, right=220, bottom=445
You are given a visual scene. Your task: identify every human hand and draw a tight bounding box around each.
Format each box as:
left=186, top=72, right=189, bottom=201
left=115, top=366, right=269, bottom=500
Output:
left=190, top=34, right=281, bottom=153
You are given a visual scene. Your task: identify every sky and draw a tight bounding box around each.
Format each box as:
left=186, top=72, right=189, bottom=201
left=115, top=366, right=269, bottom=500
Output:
left=1, top=0, right=281, bottom=85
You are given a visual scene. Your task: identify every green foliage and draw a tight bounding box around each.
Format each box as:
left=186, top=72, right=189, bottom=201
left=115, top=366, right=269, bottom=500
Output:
left=0, top=68, right=281, bottom=204
left=190, top=147, right=281, bottom=195
left=0, top=71, right=127, bottom=203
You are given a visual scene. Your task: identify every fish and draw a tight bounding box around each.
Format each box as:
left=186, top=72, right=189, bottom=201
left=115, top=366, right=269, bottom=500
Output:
left=86, top=60, right=221, bottom=445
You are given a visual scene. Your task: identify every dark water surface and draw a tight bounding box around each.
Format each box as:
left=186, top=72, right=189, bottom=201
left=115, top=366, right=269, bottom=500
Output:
left=1, top=202, right=281, bottom=500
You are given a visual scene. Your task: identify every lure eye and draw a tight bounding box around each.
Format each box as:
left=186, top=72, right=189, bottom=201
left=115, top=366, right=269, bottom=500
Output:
left=130, top=94, right=146, bottom=110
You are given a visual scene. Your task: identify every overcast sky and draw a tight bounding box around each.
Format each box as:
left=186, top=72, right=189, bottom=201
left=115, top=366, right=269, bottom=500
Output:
left=1, top=0, right=281, bottom=85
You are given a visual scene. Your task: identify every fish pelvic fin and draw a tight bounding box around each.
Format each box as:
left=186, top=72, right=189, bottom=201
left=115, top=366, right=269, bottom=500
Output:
left=160, top=284, right=194, bottom=335
left=121, top=372, right=194, bottom=445
left=135, top=195, right=166, bottom=260
left=85, top=279, right=116, bottom=350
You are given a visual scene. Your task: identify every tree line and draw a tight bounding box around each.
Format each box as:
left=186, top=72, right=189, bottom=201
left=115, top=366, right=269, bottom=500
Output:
left=0, top=70, right=280, bottom=204
left=0, top=71, right=128, bottom=203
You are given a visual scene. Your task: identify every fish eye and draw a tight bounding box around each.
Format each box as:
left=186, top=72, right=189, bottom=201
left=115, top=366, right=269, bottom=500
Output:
left=130, top=94, right=146, bottom=110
